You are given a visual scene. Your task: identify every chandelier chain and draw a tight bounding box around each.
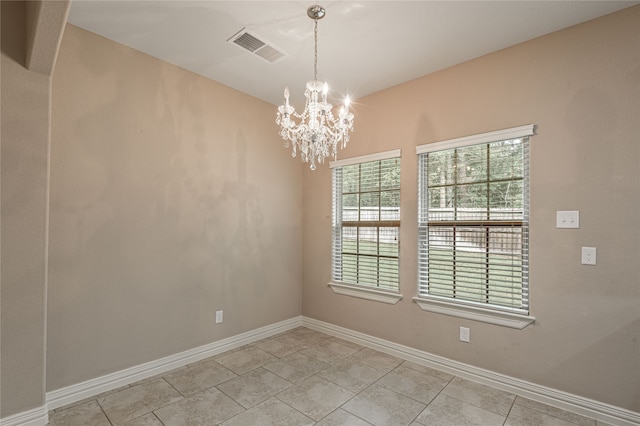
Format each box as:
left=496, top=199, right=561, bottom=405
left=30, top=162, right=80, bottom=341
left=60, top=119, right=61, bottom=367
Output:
left=313, top=18, right=318, bottom=81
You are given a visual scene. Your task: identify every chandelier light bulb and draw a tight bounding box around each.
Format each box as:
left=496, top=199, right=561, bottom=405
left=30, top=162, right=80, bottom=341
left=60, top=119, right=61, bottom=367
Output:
left=275, top=4, right=355, bottom=170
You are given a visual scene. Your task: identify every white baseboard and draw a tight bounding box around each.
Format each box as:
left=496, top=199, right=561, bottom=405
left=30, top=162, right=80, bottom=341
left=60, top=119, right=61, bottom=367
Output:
left=0, top=404, right=48, bottom=426
left=46, top=316, right=303, bottom=412
left=4, top=315, right=638, bottom=426
left=302, top=316, right=640, bottom=426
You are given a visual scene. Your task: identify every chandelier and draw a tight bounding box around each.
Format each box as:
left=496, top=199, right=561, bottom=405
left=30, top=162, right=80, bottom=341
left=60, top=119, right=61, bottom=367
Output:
left=276, top=5, right=354, bottom=170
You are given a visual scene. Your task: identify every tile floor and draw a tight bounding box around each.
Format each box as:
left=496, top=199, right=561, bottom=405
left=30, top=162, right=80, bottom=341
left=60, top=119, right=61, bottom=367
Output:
left=49, top=327, right=608, bottom=426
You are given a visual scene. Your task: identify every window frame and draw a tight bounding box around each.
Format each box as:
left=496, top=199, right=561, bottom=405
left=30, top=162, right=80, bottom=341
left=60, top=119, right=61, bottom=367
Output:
left=414, top=125, right=536, bottom=329
left=328, top=149, right=403, bottom=305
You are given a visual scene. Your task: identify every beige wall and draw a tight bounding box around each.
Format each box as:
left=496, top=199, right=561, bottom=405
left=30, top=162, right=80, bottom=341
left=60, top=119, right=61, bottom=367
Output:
left=46, top=24, right=303, bottom=391
left=1, top=0, right=69, bottom=416
left=302, top=6, right=640, bottom=412
left=1, top=1, right=51, bottom=416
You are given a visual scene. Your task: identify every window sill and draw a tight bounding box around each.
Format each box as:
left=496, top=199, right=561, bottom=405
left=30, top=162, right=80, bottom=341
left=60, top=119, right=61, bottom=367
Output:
left=328, top=282, right=403, bottom=305
left=413, top=297, right=535, bottom=329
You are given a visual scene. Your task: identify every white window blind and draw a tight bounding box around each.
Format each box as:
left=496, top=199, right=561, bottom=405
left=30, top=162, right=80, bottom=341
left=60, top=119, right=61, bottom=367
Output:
left=332, top=152, right=401, bottom=291
left=417, top=126, right=532, bottom=314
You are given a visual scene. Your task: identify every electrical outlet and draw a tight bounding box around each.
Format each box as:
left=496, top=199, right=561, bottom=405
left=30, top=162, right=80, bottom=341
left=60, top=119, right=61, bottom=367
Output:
left=215, top=310, right=223, bottom=324
left=556, top=211, right=580, bottom=228
left=581, top=247, right=596, bottom=265
left=459, top=326, right=470, bottom=343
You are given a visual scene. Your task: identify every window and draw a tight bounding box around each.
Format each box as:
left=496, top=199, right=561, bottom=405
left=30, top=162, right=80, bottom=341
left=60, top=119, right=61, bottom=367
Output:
left=415, top=125, right=535, bottom=328
left=330, top=150, right=401, bottom=299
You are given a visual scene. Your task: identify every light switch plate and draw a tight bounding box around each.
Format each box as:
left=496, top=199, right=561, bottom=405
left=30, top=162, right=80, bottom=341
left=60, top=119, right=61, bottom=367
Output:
left=556, top=211, right=579, bottom=228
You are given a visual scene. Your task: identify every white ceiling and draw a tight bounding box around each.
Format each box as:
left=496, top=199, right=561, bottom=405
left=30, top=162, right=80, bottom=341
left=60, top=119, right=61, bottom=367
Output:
left=68, top=1, right=637, bottom=107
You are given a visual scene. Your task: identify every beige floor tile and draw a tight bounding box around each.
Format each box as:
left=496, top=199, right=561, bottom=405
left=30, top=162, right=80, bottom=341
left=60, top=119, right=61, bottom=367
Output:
left=376, top=364, right=449, bottom=404
left=217, top=367, right=292, bottom=408
left=401, top=360, right=455, bottom=381
left=264, top=351, right=329, bottom=383
left=49, top=328, right=599, bottom=426
left=327, top=336, right=366, bottom=351
left=214, top=345, right=277, bottom=375
left=415, top=393, right=506, bottom=426
left=211, top=344, right=253, bottom=359
left=513, top=397, right=596, bottom=426
left=254, top=333, right=309, bottom=358
left=317, top=358, right=387, bottom=393
left=343, top=384, right=426, bottom=426
left=506, top=404, right=595, bottom=426
left=441, top=376, right=516, bottom=416
left=48, top=400, right=111, bottom=426
left=315, top=408, right=373, bottom=425
left=287, top=327, right=332, bottom=345
left=220, top=397, right=314, bottom=426
left=136, top=367, right=187, bottom=383
left=350, top=347, right=404, bottom=373
left=163, top=358, right=237, bottom=396
left=52, top=384, right=131, bottom=412
left=98, top=379, right=183, bottom=424
left=119, top=412, right=164, bottom=426
left=301, top=339, right=360, bottom=364
left=277, top=375, right=356, bottom=421
left=153, top=387, right=244, bottom=425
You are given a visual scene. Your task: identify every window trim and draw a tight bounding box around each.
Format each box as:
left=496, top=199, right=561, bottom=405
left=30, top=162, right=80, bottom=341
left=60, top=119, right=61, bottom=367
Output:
left=416, top=125, right=534, bottom=154
left=328, top=281, right=403, bottom=305
left=415, top=125, right=535, bottom=328
left=413, top=296, right=535, bottom=329
left=330, top=149, right=403, bottom=301
left=330, top=149, right=401, bottom=168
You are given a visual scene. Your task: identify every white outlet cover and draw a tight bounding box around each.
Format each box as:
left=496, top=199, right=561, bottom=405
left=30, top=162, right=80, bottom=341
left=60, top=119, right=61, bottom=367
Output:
left=459, top=326, right=470, bottom=343
left=581, top=247, right=597, bottom=265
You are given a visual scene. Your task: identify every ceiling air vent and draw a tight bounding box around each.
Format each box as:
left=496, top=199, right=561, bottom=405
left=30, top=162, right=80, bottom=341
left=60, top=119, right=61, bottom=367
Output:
left=227, top=28, right=285, bottom=63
